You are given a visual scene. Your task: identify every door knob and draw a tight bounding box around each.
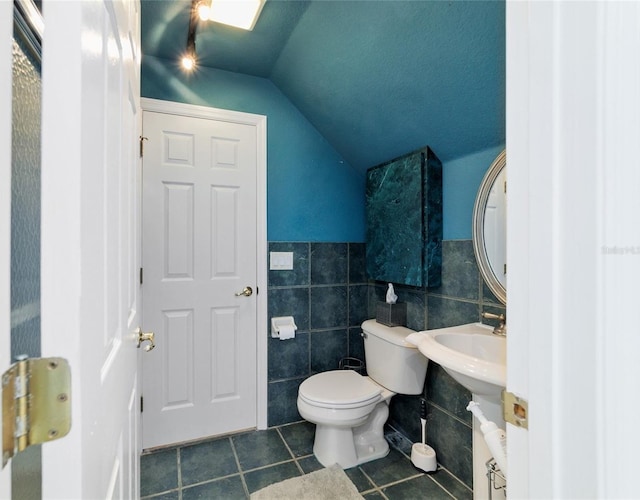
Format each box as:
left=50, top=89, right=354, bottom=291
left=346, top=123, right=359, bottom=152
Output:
left=235, top=286, right=253, bottom=297
left=135, top=328, right=155, bottom=352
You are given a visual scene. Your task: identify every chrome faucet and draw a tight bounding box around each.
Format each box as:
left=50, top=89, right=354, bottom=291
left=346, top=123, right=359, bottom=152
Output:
left=481, top=312, right=506, bottom=336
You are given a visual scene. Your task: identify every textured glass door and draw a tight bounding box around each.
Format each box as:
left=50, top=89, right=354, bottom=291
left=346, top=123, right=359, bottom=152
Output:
left=10, top=1, right=43, bottom=498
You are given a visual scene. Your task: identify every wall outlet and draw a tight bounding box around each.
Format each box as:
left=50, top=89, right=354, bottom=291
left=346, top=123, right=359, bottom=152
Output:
left=270, top=251, right=294, bottom=270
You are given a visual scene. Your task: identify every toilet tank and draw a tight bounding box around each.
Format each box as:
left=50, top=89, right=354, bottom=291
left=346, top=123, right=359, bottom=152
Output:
left=361, top=319, right=428, bottom=395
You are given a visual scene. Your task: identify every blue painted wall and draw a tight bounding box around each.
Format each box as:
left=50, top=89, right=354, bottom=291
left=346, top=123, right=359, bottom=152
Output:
left=142, top=56, right=503, bottom=242
left=270, top=0, right=506, bottom=172
left=142, top=55, right=365, bottom=242
left=443, top=145, right=505, bottom=240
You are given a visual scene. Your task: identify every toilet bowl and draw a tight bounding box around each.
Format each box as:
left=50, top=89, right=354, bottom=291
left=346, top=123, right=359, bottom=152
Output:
left=298, top=370, right=393, bottom=468
left=297, top=320, right=429, bottom=469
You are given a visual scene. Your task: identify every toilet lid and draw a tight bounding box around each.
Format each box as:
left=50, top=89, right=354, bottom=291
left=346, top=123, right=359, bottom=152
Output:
left=299, top=370, right=382, bottom=408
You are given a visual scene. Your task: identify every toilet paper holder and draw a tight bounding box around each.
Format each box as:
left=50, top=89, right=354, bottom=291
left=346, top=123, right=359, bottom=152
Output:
left=271, top=316, right=297, bottom=338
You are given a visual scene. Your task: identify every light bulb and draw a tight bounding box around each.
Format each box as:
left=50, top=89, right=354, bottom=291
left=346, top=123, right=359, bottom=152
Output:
left=181, top=54, right=196, bottom=71
left=197, top=2, right=211, bottom=21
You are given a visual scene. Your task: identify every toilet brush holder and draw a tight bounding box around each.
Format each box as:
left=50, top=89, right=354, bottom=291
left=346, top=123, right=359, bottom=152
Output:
left=411, top=443, right=437, bottom=472
left=412, top=398, right=437, bottom=472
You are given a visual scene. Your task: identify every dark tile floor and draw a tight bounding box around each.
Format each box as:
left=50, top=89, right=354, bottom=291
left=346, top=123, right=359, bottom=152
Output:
left=141, top=423, right=473, bottom=499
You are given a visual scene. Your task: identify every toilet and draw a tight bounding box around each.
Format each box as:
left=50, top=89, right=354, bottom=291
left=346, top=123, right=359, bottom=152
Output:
left=297, top=319, right=428, bottom=468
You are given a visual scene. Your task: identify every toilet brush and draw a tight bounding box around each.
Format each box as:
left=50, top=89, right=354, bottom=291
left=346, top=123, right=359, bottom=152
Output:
left=411, top=398, right=437, bottom=472
left=421, top=398, right=427, bottom=444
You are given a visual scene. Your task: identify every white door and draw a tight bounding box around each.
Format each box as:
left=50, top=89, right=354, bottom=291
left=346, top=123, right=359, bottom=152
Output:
left=141, top=100, right=267, bottom=449
left=507, top=1, right=640, bottom=498
left=35, top=1, right=142, bottom=498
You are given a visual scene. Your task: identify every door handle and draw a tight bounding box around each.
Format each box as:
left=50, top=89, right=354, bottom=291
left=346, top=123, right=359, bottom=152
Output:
left=136, top=327, right=155, bottom=352
left=235, top=286, right=253, bottom=297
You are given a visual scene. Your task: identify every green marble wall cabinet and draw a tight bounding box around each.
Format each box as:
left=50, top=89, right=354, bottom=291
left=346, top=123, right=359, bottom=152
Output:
left=365, top=147, right=442, bottom=287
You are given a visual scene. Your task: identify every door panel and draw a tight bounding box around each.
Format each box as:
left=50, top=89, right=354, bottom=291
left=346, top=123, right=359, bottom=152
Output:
left=163, top=182, right=194, bottom=279
left=142, top=109, right=260, bottom=449
left=164, top=309, right=194, bottom=407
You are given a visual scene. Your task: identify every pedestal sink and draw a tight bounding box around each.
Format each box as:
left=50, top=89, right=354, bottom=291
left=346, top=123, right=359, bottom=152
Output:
left=407, top=322, right=506, bottom=401
left=407, top=323, right=507, bottom=500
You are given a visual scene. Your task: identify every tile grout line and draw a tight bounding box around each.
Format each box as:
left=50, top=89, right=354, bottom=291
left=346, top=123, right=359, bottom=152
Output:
left=435, top=463, right=474, bottom=495
left=358, top=468, right=387, bottom=499
left=346, top=243, right=351, bottom=349
left=228, top=436, right=251, bottom=498
left=275, top=427, right=305, bottom=475
left=240, top=456, right=301, bottom=475
left=428, top=400, right=473, bottom=428
left=176, top=447, right=183, bottom=500
left=360, top=470, right=427, bottom=498
left=308, top=243, right=312, bottom=373
left=141, top=422, right=470, bottom=499
left=428, top=475, right=459, bottom=500
left=176, top=472, right=244, bottom=491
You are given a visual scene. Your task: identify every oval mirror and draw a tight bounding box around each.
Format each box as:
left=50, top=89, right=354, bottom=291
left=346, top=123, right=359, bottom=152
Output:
left=472, top=150, right=506, bottom=304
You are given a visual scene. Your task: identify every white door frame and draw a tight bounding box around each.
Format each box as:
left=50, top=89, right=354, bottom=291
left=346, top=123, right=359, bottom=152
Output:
left=141, top=97, right=268, bottom=431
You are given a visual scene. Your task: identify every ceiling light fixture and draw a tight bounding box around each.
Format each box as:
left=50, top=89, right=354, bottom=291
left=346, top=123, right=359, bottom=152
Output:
left=181, top=0, right=199, bottom=71
left=198, top=0, right=266, bottom=31
left=197, top=1, right=211, bottom=21
left=181, top=50, right=196, bottom=71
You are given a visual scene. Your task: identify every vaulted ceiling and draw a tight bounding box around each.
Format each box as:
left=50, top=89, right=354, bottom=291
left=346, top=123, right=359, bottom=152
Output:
left=141, top=0, right=505, bottom=172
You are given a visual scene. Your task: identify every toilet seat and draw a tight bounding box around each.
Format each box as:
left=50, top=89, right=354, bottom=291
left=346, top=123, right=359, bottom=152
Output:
left=298, top=370, right=382, bottom=409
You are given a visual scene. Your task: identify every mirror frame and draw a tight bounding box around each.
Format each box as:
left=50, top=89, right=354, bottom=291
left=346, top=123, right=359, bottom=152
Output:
left=472, top=150, right=506, bottom=304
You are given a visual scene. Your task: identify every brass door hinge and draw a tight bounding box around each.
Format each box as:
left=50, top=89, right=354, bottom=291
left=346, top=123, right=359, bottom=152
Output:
left=502, top=390, right=528, bottom=429
left=2, top=357, right=71, bottom=468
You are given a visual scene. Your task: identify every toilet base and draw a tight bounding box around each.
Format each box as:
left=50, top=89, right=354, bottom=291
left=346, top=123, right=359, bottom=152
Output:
left=312, top=401, right=391, bottom=469
left=354, top=435, right=390, bottom=465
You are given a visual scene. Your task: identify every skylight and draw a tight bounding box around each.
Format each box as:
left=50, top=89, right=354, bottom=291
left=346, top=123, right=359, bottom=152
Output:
left=198, top=0, right=266, bottom=31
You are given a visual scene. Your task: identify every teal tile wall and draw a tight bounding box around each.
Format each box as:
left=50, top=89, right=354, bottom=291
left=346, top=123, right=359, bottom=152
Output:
left=267, top=242, right=368, bottom=427
left=375, top=240, right=505, bottom=488
left=267, top=239, right=505, bottom=490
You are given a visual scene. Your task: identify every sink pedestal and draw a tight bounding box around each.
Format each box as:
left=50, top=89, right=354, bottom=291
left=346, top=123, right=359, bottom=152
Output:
left=471, top=394, right=505, bottom=500
left=407, top=324, right=506, bottom=499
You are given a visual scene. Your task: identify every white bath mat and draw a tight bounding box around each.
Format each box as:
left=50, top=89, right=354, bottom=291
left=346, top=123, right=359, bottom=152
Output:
left=249, top=464, right=364, bottom=500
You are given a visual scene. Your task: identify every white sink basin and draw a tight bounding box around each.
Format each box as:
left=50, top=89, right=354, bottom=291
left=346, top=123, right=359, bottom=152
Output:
left=407, top=323, right=506, bottom=399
